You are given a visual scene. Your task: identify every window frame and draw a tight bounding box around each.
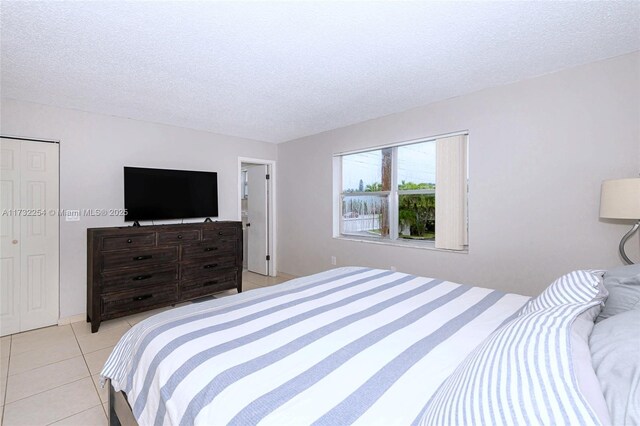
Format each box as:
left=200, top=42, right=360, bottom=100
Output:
left=333, top=132, right=468, bottom=250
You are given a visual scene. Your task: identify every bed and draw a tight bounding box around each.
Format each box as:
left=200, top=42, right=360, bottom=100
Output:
left=101, top=266, right=633, bottom=426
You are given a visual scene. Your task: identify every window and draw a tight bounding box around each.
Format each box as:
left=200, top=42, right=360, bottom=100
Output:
left=241, top=169, right=248, bottom=199
left=334, top=134, right=468, bottom=250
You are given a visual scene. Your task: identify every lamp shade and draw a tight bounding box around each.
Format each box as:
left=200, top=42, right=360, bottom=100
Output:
left=600, top=178, right=640, bottom=219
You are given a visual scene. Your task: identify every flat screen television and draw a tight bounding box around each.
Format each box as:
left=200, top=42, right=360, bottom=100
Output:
left=124, top=167, right=218, bottom=222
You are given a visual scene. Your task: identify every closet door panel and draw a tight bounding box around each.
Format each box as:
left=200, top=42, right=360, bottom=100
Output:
left=19, top=140, right=59, bottom=332
left=0, top=139, right=22, bottom=336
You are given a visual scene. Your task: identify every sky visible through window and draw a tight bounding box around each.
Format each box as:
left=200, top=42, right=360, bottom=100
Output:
left=342, top=141, right=435, bottom=191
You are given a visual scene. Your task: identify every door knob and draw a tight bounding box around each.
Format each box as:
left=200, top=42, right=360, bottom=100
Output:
left=246, top=223, right=251, bottom=227
left=12, top=240, right=18, bottom=244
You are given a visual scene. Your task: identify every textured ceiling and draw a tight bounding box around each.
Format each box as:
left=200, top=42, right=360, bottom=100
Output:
left=1, top=1, right=639, bottom=143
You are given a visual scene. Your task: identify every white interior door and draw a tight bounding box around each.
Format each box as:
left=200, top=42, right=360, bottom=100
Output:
left=1, top=139, right=22, bottom=335
left=247, top=165, right=269, bottom=275
left=0, top=138, right=59, bottom=336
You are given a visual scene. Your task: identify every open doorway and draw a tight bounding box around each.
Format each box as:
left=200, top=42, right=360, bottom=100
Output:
left=238, top=158, right=276, bottom=276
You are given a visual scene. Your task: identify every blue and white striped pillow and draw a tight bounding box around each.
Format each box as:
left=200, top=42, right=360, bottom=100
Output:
left=419, top=301, right=604, bottom=426
left=521, top=269, right=605, bottom=315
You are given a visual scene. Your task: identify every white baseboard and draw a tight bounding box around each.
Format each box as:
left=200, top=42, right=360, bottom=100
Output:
left=58, top=313, right=86, bottom=326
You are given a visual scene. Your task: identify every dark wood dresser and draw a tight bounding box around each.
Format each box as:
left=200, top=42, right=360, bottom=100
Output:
left=87, top=221, right=242, bottom=332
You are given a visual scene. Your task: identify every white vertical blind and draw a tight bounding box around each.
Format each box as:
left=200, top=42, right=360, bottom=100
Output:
left=435, top=135, right=468, bottom=250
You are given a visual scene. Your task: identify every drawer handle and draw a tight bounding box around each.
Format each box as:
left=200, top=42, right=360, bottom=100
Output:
left=133, top=274, right=152, bottom=281
left=132, top=294, right=153, bottom=302
left=127, top=239, right=133, bottom=244
left=204, top=247, right=218, bottom=252
left=203, top=263, right=218, bottom=269
left=133, top=255, right=152, bottom=261
left=177, top=235, right=183, bottom=239
left=203, top=280, right=219, bottom=287
left=218, top=231, right=223, bottom=236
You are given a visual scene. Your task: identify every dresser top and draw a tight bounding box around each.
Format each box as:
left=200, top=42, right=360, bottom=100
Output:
left=88, top=221, right=241, bottom=233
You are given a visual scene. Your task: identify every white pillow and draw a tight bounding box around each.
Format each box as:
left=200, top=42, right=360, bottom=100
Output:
left=420, top=302, right=608, bottom=426
left=597, top=264, right=640, bottom=322
left=521, top=269, right=606, bottom=316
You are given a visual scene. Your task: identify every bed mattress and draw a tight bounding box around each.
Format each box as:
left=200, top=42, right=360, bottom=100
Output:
left=101, top=267, right=529, bottom=426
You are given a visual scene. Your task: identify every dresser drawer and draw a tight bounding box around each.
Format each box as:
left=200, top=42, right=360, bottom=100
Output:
left=180, top=270, right=237, bottom=300
left=101, top=286, right=177, bottom=319
left=102, top=247, right=178, bottom=271
left=182, top=257, right=237, bottom=279
left=102, top=265, right=179, bottom=291
left=102, top=232, right=156, bottom=251
left=182, top=240, right=237, bottom=260
left=202, top=227, right=239, bottom=241
left=158, top=230, right=200, bottom=245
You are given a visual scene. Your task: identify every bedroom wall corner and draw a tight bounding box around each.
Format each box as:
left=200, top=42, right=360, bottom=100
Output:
left=0, top=99, right=277, bottom=319
left=276, top=51, right=640, bottom=296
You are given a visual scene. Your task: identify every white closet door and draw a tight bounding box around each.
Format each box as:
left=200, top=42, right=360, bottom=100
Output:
left=247, top=165, right=269, bottom=275
left=0, top=139, right=22, bottom=335
left=0, top=138, right=59, bottom=336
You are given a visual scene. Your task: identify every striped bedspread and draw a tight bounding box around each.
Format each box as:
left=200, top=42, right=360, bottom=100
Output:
left=101, top=267, right=529, bottom=426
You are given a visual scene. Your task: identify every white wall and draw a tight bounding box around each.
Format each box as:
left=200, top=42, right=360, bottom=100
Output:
left=0, top=99, right=277, bottom=319
left=2, top=52, right=638, bottom=318
left=277, top=52, right=640, bottom=297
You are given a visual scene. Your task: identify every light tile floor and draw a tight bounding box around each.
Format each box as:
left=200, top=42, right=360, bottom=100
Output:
left=0, top=271, right=296, bottom=426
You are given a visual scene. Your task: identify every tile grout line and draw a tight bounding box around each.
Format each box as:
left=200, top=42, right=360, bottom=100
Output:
left=3, top=376, right=89, bottom=408
left=71, top=324, right=107, bottom=421
left=5, top=327, right=95, bottom=407
left=6, top=326, right=80, bottom=377
left=7, top=346, right=90, bottom=376
left=44, top=403, right=105, bottom=426
left=5, top=351, right=80, bottom=378
left=1, top=335, right=11, bottom=426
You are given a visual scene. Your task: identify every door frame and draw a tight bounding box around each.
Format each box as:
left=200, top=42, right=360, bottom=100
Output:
left=237, top=157, right=277, bottom=277
left=0, top=135, right=61, bottom=334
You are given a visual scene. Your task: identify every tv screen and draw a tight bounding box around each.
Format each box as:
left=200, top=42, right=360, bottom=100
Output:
left=124, top=167, right=218, bottom=221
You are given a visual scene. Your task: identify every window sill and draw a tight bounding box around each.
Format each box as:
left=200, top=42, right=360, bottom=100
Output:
left=333, top=235, right=468, bottom=254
